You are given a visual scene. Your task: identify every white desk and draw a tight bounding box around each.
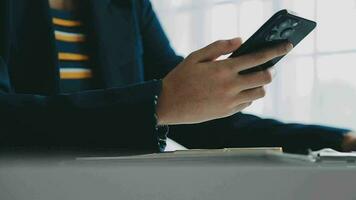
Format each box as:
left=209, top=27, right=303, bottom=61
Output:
left=1, top=152, right=356, bottom=200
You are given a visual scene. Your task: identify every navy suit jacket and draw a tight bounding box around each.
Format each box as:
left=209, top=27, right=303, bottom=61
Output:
left=0, top=0, right=349, bottom=154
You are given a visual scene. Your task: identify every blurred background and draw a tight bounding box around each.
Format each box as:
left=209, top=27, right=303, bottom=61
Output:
left=151, top=0, right=356, bottom=131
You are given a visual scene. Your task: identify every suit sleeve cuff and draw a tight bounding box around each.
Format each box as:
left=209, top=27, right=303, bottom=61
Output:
left=153, top=79, right=169, bottom=152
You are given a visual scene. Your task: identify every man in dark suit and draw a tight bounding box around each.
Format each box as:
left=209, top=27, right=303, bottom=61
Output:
left=0, top=0, right=355, bottom=154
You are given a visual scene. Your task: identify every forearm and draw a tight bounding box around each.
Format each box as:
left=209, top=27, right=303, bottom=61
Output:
left=0, top=80, right=164, bottom=152
left=225, top=113, right=350, bottom=154
left=170, top=113, right=350, bottom=154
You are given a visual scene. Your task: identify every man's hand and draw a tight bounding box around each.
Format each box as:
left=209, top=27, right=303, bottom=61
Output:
left=156, top=38, right=293, bottom=125
left=341, top=132, right=356, bottom=152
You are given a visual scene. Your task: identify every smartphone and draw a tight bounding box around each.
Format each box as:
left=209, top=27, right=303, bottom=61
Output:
left=229, top=9, right=317, bottom=74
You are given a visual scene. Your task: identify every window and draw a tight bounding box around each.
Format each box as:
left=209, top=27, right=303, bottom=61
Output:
left=151, top=0, right=356, bottom=130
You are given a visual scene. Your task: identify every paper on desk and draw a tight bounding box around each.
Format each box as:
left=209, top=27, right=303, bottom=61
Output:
left=77, top=147, right=284, bottom=161
left=310, top=148, right=356, bottom=162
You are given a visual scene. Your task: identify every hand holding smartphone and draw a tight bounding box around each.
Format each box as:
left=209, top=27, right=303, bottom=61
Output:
left=230, top=9, right=317, bottom=74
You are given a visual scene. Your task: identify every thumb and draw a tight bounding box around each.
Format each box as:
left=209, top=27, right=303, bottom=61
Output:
left=192, top=37, right=242, bottom=62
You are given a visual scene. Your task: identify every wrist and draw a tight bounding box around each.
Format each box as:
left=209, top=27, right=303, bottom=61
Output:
left=155, top=89, right=163, bottom=125
left=155, top=78, right=170, bottom=126
left=155, top=107, right=165, bottom=126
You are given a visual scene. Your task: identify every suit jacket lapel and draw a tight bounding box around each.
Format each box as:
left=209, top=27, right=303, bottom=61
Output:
left=10, top=0, right=59, bottom=94
left=86, top=0, right=138, bottom=88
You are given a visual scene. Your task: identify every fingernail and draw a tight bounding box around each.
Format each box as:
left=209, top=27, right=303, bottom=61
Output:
left=231, top=37, right=243, bottom=45
left=286, top=43, right=294, bottom=52
left=269, top=67, right=277, bottom=78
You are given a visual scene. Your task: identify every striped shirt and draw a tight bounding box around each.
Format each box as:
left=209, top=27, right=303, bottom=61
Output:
left=51, top=9, right=94, bottom=93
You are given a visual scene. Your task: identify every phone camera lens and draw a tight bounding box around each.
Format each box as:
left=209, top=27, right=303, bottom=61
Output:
left=280, top=28, right=295, bottom=39
left=292, top=21, right=299, bottom=27
left=279, top=20, right=291, bottom=29
left=266, top=30, right=279, bottom=41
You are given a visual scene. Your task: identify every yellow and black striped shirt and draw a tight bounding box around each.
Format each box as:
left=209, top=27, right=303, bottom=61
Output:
left=51, top=8, right=94, bottom=93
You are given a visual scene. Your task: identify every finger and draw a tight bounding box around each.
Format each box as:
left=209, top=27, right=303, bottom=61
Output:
left=190, top=38, right=242, bottom=62
left=214, top=42, right=293, bottom=72
left=237, top=86, right=266, bottom=103
left=237, top=70, right=273, bottom=91
left=269, top=67, right=277, bottom=78
left=234, top=42, right=293, bottom=72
